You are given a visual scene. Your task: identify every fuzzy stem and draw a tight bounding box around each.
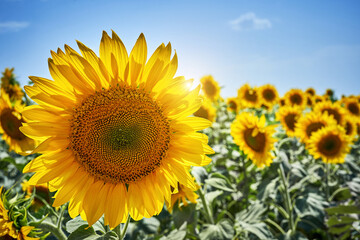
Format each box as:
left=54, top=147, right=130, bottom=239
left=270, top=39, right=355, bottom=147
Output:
left=119, top=214, right=131, bottom=240
left=325, top=163, right=330, bottom=201
left=38, top=222, right=67, bottom=240
left=279, top=164, right=294, bottom=232
left=241, top=156, right=249, bottom=212
left=197, top=187, right=215, bottom=224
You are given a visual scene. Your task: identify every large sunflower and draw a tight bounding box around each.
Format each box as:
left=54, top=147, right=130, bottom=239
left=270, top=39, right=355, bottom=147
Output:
left=258, top=84, right=279, bottom=109
left=21, top=31, right=214, bottom=228
left=200, top=75, right=220, bottom=102
left=230, top=112, right=276, bottom=168
left=283, top=89, right=307, bottom=109
left=276, top=106, right=303, bottom=137
left=237, top=84, right=260, bottom=108
left=307, top=125, right=351, bottom=164
left=313, top=101, right=347, bottom=125
left=295, top=111, right=337, bottom=144
left=0, top=91, right=35, bottom=154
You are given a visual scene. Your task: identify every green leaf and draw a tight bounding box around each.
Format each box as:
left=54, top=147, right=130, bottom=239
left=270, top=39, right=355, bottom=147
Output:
left=161, top=222, right=187, bottom=240
left=237, top=221, right=273, bottom=240
left=328, top=224, right=352, bottom=234
left=199, top=219, right=234, bottom=240
left=329, top=187, right=351, bottom=201
left=96, top=232, right=118, bottom=240
left=1, top=157, right=25, bottom=172
left=139, top=217, right=160, bottom=234
left=327, top=215, right=357, bottom=227
left=172, top=203, right=197, bottom=229
left=325, top=205, right=360, bottom=215
left=236, top=201, right=267, bottom=223
left=67, top=225, right=98, bottom=240
left=205, top=173, right=235, bottom=192
left=66, top=216, right=89, bottom=234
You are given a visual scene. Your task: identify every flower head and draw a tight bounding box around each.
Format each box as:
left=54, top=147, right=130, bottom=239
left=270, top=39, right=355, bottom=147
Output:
left=231, top=112, right=276, bottom=167
left=200, top=75, right=220, bottom=102
left=283, top=89, right=307, bottom=109
left=276, top=106, right=303, bottom=137
left=0, top=91, right=35, bottom=154
left=308, top=125, right=351, bottom=164
left=21, top=31, right=214, bottom=228
left=258, top=84, right=279, bottom=109
left=237, top=84, right=260, bottom=108
left=295, top=111, right=337, bottom=144
left=226, top=97, right=240, bottom=113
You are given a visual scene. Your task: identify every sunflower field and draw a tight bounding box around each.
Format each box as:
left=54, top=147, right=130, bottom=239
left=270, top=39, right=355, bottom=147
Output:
left=1, top=32, right=360, bottom=240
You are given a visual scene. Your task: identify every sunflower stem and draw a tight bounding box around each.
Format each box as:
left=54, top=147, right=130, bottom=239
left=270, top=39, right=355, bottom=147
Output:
left=241, top=156, right=249, bottom=212
left=279, top=163, right=294, bottom=233
left=197, top=187, right=215, bottom=224
left=38, top=221, right=67, bottom=240
left=325, top=163, right=330, bottom=201
left=56, top=204, right=66, bottom=229
left=119, top=214, right=131, bottom=240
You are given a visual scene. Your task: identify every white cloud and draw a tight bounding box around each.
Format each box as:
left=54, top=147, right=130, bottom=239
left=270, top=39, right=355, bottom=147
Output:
left=0, top=21, right=30, bottom=33
left=229, top=12, right=271, bottom=31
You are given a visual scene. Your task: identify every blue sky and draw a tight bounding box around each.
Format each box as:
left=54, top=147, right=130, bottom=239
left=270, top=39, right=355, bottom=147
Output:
left=0, top=0, right=359, bottom=98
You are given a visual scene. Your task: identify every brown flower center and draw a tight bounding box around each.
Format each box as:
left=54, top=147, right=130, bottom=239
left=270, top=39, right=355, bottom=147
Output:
left=317, top=134, right=342, bottom=157
left=306, top=122, right=325, bottom=138
left=262, top=89, right=275, bottom=101
left=0, top=108, right=26, bottom=140
left=284, top=113, right=297, bottom=131
left=244, top=128, right=266, bottom=152
left=321, top=108, right=341, bottom=124
left=244, top=89, right=257, bottom=103
left=289, top=93, right=303, bottom=105
left=69, top=85, right=171, bottom=184
left=347, top=102, right=359, bottom=116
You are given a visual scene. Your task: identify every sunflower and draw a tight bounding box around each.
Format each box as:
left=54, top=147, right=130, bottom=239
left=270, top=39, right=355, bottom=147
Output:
left=342, top=97, right=360, bottom=119
left=295, top=111, right=337, bottom=144
left=0, top=187, right=39, bottom=240
left=305, top=87, right=316, bottom=96
left=166, top=181, right=199, bottom=213
left=193, top=98, right=216, bottom=122
left=258, top=84, right=279, bottom=109
left=1, top=68, right=24, bottom=101
left=279, top=97, right=286, bottom=107
left=230, top=112, right=276, bottom=167
left=283, top=89, right=307, bottom=109
left=0, top=91, right=35, bottom=154
left=21, top=180, right=51, bottom=212
left=313, top=95, right=326, bottom=104
left=306, top=95, right=314, bottom=108
left=313, top=101, right=347, bottom=125
left=276, top=106, right=303, bottom=137
left=307, top=125, right=351, bottom=164
left=20, top=31, right=214, bottom=228
left=342, top=115, right=358, bottom=141
left=200, top=75, right=220, bottom=102
left=226, top=97, right=240, bottom=113
left=237, top=84, right=260, bottom=108
left=325, top=89, right=334, bottom=98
